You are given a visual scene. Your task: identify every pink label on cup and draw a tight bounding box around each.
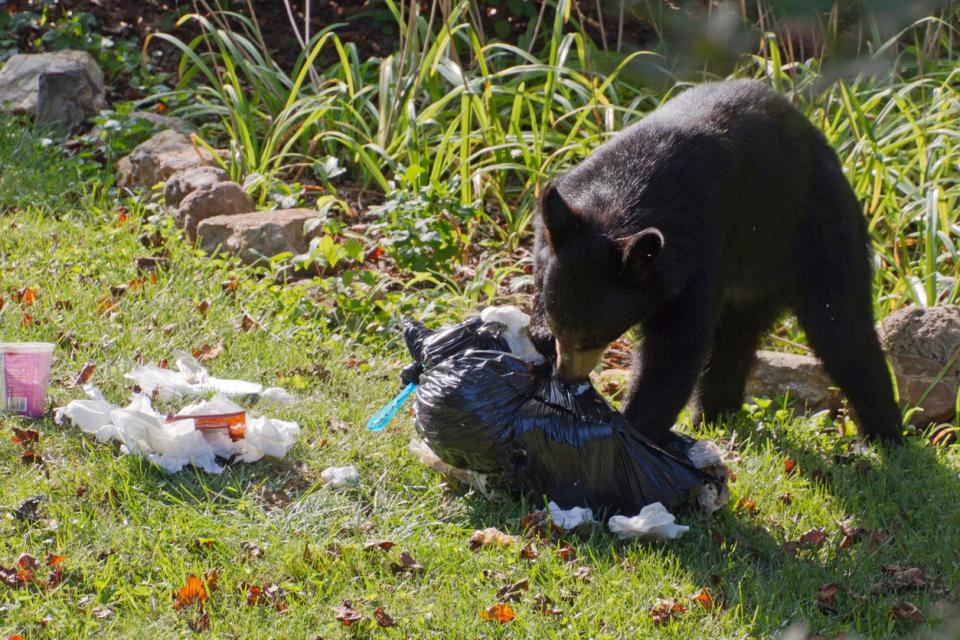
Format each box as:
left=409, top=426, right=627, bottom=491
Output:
left=2, top=351, right=53, bottom=419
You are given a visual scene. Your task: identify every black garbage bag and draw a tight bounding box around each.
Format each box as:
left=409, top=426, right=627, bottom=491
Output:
left=403, top=316, right=717, bottom=515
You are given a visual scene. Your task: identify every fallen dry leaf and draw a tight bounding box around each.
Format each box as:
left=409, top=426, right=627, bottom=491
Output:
left=91, top=605, right=113, bottom=620
left=11, top=427, right=39, bottom=445
left=390, top=551, right=423, bottom=576
left=45, top=554, right=66, bottom=568
left=649, top=598, right=687, bottom=626
left=871, top=566, right=928, bottom=594
left=204, top=568, right=219, bottom=593
left=797, top=528, right=827, bottom=547
left=20, top=450, right=43, bottom=465
left=14, top=287, right=36, bottom=305
left=240, top=314, right=259, bottom=332
left=817, top=583, right=841, bottom=613
left=333, top=600, right=363, bottom=626
left=173, top=575, right=208, bottom=610
left=469, top=527, right=517, bottom=551
left=188, top=607, right=210, bottom=631
left=689, top=588, right=714, bottom=610
left=533, top=593, right=563, bottom=615
left=889, top=600, right=924, bottom=623
left=96, top=295, right=118, bottom=316
left=496, top=579, right=529, bottom=602
left=556, top=542, right=577, bottom=563
left=373, top=607, right=396, bottom=628
left=20, top=311, right=32, bottom=326
left=778, top=492, right=793, bottom=505
left=240, top=541, right=263, bottom=559
left=480, top=602, right=516, bottom=623
left=736, top=497, right=758, bottom=514
left=784, top=458, right=797, bottom=474
left=519, top=542, right=539, bottom=561
left=363, top=540, right=396, bottom=552
left=47, top=567, right=63, bottom=589
left=192, top=340, right=224, bottom=362
left=197, top=299, right=210, bottom=316
left=70, top=363, right=97, bottom=388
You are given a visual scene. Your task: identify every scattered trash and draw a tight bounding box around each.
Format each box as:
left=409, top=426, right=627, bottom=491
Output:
left=54, top=356, right=299, bottom=474
left=125, top=350, right=263, bottom=400
left=548, top=501, right=594, bottom=529
left=407, top=438, right=490, bottom=496
left=608, top=502, right=689, bottom=540
left=320, top=465, right=360, bottom=488
left=259, top=387, right=296, bottom=406
left=399, top=310, right=722, bottom=515
left=1, top=342, right=55, bottom=419
left=366, top=382, right=416, bottom=431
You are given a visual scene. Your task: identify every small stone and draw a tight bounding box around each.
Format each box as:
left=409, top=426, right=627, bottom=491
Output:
left=0, top=51, right=105, bottom=115
left=745, top=350, right=839, bottom=412
left=878, top=305, right=960, bottom=424
left=196, top=208, right=321, bottom=265
left=179, top=181, right=253, bottom=238
left=116, top=130, right=217, bottom=190
left=36, top=69, right=102, bottom=131
left=164, top=166, right=228, bottom=208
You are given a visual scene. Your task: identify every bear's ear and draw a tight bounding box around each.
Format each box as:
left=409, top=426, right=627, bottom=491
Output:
left=539, top=182, right=581, bottom=248
left=619, top=227, right=664, bottom=286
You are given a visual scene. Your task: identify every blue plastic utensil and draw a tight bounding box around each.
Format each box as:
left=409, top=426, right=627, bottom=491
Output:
left=366, top=382, right=417, bottom=431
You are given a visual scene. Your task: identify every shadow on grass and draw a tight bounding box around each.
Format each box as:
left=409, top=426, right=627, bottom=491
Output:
left=450, top=418, right=960, bottom=638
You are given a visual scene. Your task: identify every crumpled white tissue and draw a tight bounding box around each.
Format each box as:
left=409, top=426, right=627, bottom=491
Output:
left=687, top=440, right=726, bottom=469
left=320, top=465, right=360, bottom=488
left=607, top=502, right=690, bottom=540
left=407, top=438, right=490, bottom=496
left=480, top=305, right=545, bottom=364
left=125, top=350, right=263, bottom=401
left=547, top=501, right=594, bottom=529
left=55, top=385, right=300, bottom=474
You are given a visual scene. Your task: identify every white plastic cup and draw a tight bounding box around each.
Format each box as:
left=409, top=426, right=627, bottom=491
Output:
left=0, top=342, right=55, bottom=419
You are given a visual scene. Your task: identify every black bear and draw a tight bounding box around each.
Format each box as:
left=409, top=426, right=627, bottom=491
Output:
left=530, top=79, right=902, bottom=444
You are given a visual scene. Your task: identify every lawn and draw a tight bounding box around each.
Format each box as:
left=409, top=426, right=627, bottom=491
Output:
left=1, top=117, right=959, bottom=639
left=2, top=0, right=960, bottom=638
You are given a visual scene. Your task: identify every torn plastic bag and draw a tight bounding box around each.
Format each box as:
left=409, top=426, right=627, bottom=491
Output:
left=403, top=317, right=719, bottom=515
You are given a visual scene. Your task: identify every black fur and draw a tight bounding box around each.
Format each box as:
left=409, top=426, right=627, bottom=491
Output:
left=531, top=79, right=902, bottom=444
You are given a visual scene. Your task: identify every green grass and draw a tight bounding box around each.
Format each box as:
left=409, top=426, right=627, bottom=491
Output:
left=2, top=118, right=960, bottom=639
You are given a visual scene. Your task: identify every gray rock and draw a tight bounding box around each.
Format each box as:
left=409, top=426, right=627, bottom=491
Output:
left=36, top=69, right=102, bottom=130
left=197, top=209, right=320, bottom=264
left=179, top=181, right=254, bottom=238
left=164, top=166, right=228, bottom=209
left=117, top=130, right=216, bottom=190
left=745, top=350, right=840, bottom=412
left=0, top=51, right=105, bottom=115
left=878, top=305, right=960, bottom=424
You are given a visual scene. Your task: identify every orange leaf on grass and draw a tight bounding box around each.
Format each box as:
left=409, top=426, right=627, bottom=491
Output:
left=192, top=341, right=224, bottom=362
left=689, top=588, right=714, bottom=610
left=784, top=458, right=797, bottom=474
left=890, top=600, right=924, bottom=623
left=469, top=527, right=517, bottom=551
left=173, top=575, right=208, bottom=610
left=797, top=528, right=827, bottom=547
left=736, top=497, right=757, bottom=514
left=45, top=554, right=66, bottom=567
left=14, top=287, right=36, bottom=305
left=11, top=428, right=39, bottom=445
left=20, top=311, right=32, bottom=326
left=480, top=602, right=516, bottom=623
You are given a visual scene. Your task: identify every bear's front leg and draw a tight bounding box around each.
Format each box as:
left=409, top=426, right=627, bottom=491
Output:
left=621, top=285, right=716, bottom=445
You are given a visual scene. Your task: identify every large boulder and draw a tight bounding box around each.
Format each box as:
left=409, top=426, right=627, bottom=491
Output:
left=196, top=209, right=320, bottom=264
left=179, top=181, right=254, bottom=238
left=0, top=51, right=105, bottom=116
left=745, top=350, right=840, bottom=412
left=116, top=130, right=216, bottom=190
left=878, top=305, right=960, bottom=424
left=164, top=166, right=228, bottom=208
